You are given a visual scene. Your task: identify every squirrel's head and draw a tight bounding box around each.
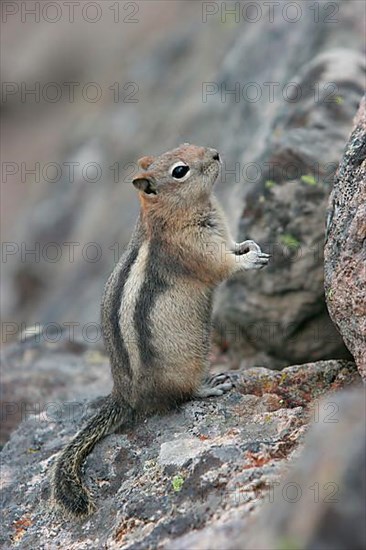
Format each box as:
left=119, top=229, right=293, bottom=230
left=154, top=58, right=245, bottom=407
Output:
left=132, top=144, right=221, bottom=208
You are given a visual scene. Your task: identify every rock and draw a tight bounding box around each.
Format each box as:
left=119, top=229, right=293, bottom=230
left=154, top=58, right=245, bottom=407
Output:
left=243, top=389, right=366, bottom=550
left=159, top=437, right=210, bottom=468
left=0, top=339, right=112, bottom=447
left=214, top=48, right=365, bottom=367
left=167, top=389, right=366, bottom=550
left=0, top=354, right=361, bottom=549
left=324, top=97, right=366, bottom=379
left=236, top=359, right=360, bottom=407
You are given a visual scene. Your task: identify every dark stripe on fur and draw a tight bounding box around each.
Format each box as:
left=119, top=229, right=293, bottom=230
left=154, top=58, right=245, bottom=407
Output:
left=134, top=237, right=169, bottom=366
left=101, top=221, right=143, bottom=378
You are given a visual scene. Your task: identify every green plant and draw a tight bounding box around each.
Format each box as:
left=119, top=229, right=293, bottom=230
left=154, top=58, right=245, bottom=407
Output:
left=301, top=174, right=317, bottom=186
left=172, top=474, right=184, bottom=492
left=279, top=234, right=300, bottom=249
left=327, top=288, right=334, bottom=301
left=265, top=179, right=276, bottom=189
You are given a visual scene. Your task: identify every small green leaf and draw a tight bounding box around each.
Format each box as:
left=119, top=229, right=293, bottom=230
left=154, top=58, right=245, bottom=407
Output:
left=301, top=174, right=317, bottom=186
left=265, top=180, right=276, bottom=189
left=279, top=234, right=300, bottom=249
left=172, top=475, right=184, bottom=492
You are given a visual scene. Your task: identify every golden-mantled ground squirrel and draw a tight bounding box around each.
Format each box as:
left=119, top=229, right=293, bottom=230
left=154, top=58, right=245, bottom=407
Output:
left=52, top=143, right=270, bottom=517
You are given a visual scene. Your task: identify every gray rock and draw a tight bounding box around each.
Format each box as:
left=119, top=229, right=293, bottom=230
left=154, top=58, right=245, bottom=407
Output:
left=159, top=437, right=210, bottom=468
left=324, top=97, right=366, bottom=379
left=166, top=389, right=366, bottom=550
left=0, top=339, right=112, bottom=447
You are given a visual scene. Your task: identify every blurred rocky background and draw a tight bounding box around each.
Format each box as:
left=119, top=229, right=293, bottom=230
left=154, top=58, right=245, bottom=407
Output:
left=1, top=0, right=365, bottom=369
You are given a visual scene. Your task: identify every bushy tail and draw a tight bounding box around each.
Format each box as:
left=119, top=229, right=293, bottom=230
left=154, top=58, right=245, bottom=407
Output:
left=52, top=395, right=131, bottom=517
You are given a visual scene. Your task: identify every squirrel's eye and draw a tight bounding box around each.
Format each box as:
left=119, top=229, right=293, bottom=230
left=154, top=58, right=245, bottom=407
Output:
left=170, top=162, right=190, bottom=181
left=172, top=165, right=189, bottom=178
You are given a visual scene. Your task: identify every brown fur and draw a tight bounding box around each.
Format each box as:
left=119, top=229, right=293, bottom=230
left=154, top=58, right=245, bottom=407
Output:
left=138, top=155, right=155, bottom=170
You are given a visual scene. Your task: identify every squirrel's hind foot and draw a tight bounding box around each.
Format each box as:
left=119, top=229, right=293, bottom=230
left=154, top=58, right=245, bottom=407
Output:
left=195, top=371, right=238, bottom=398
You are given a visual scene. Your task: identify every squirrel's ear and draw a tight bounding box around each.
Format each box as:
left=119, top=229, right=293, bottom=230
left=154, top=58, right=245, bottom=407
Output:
left=132, top=174, right=157, bottom=195
left=137, top=156, right=155, bottom=170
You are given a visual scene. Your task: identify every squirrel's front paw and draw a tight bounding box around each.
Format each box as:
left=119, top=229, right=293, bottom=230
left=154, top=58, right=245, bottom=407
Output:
left=235, top=239, right=259, bottom=255
left=236, top=240, right=270, bottom=269
left=247, top=249, right=271, bottom=269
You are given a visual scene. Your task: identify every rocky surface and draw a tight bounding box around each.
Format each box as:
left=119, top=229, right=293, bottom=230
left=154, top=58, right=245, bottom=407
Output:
left=214, top=48, right=365, bottom=367
left=2, top=0, right=365, bottom=368
left=0, top=338, right=225, bottom=447
left=325, top=97, right=366, bottom=379
left=0, top=338, right=111, bottom=446
left=168, top=388, right=366, bottom=550
left=0, top=357, right=361, bottom=549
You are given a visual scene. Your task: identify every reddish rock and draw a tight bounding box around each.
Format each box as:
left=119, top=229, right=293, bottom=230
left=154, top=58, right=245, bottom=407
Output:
left=236, top=360, right=360, bottom=408
left=324, top=97, right=366, bottom=379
